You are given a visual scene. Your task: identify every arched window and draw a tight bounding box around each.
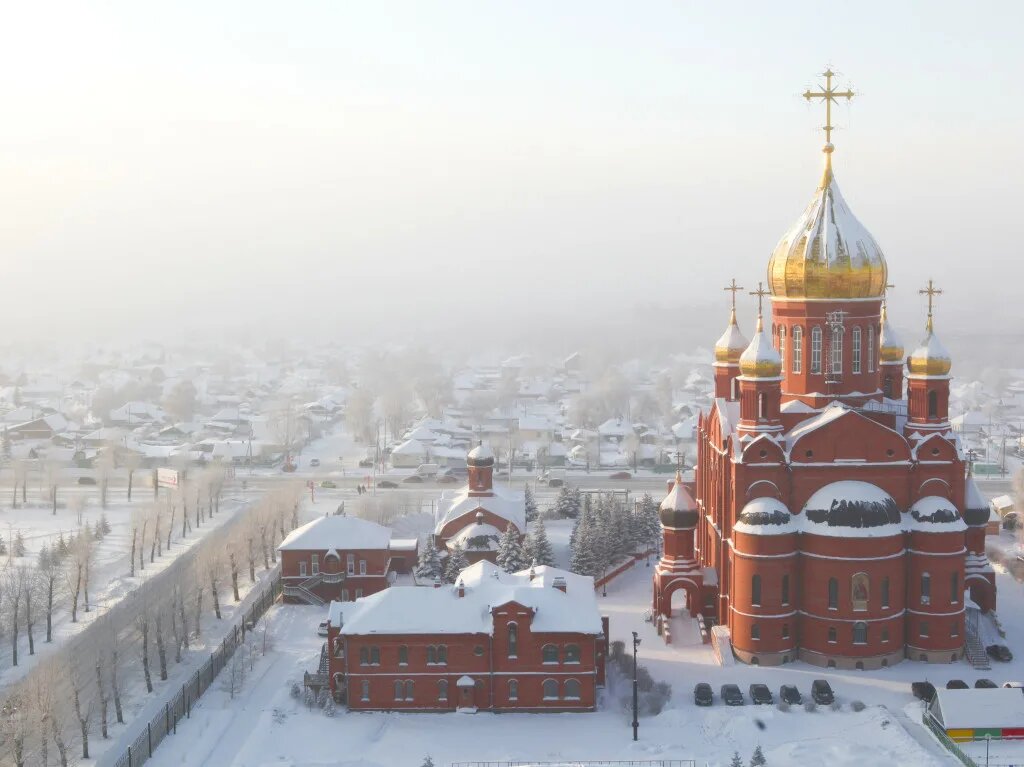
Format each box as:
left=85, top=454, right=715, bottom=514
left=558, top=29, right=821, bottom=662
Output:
left=827, top=627, right=837, bottom=643
left=928, top=390, right=939, bottom=418
left=951, top=572, right=959, bottom=603
left=398, top=645, right=408, bottom=665
left=828, top=577, right=839, bottom=609
left=542, top=644, right=559, bottom=664
left=852, top=327, right=862, bottom=374
left=830, top=326, right=843, bottom=375
left=868, top=325, right=875, bottom=372
left=438, top=679, right=448, bottom=701
left=436, top=645, right=448, bottom=664
left=778, top=325, right=786, bottom=368
left=542, top=679, right=559, bottom=700
left=883, top=375, right=894, bottom=399
left=792, top=326, right=803, bottom=373
left=851, top=572, right=869, bottom=611
left=781, top=574, right=790, bottom=606
left=751, top=623, right=760, bottom=640
left=370, top=646, right=380, bottom=665
left=405, top=680, right=414, bottom=700
left=563, top=644, right=581, bottom=663
left=757, top=392, right=767, bottom=420
left=394, top=680, right=404, bottom=700
left=426, top=646, right=436, bottom=664
left=853, top=622, right=868, bottom=645
left=921, top=572, right=931, bottom=604
left=359, top=647, right=369, bottom=665
left=751, top=574, right=762, bottom=606
left=811, top=327, right=822, bottom=374
left=507, top=623, right=518, bottom=658
left=508, top=679, right=519, bottom=700
left=881, top=577, right=890, bottom=609
left=361, top=680, right=370, bottom=701
left=564, top=679, right=581, bottom=700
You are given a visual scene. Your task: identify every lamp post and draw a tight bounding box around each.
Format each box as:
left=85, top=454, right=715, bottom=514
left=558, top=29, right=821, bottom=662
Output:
left=631, top=631, right=641, bottom=741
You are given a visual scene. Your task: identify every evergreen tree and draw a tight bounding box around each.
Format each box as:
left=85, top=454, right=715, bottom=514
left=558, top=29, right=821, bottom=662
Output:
left=730, top=753, right=743, bottom=767
left=570, top=486, right=583, bottom=518
left=443, top=543, right=469, bottom=583
left=638, top=492, right=661, bottom=553
left=554, top=486, right=573, bottom=519
left=420, top=758, right=435, bottom=767
left=55, top=532, right=69, bottom=560
left=570, top=503, right=597, bottom=577
left=527, top=517, right=555, bottom=567
left=612, top=500, right=636, bottom=560
left=37, top=544, right=50, bottom=568
left=100, top=512, right=112, bottom=535
left=93, top=518, right=104, bottom=540
left=13, top=530, right=27, bottom=558
left=495, top=526, right=526, bottom=573
left=415, top=538, right=442, bottom=582
left=0, top=534, right=6, bottom=556
left=750, top=745, right=766, bottom=767
left=524, top=484, right=538, bottom=523
left=591, top=495, right=613, bottom=575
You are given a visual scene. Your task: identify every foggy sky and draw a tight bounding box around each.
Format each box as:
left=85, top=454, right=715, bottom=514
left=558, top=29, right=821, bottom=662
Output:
left=1, top=1, right=1021, bottom=346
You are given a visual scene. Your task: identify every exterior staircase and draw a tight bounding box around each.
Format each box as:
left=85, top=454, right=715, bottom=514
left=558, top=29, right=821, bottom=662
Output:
left=304, top=644, right=330, bottom=691
left=283, top=573, right=327, bottom=606
left=964, top=607, right=991, bottom=670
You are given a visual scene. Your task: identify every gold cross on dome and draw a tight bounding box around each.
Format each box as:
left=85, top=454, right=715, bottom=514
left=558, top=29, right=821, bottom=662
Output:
left=724, top=278, right=744, bottom=311
left=803, top=68, right=855, bottom=147
left=749, top=282, right=770, bottom=317
left=919, top=278, right=942, bottom=330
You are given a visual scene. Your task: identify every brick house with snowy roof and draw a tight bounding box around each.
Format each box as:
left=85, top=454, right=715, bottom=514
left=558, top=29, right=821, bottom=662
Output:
left=323, top=561, right=607, bottom=711
left=279, top=516, right=417, bottom=606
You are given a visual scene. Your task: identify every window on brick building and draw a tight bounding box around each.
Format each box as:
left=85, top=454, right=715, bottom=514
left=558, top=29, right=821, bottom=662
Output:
left=360, top=560, right=367, bottom=575
left=542, top=644, right=559, bottom=664
left=438, top=680, right=448, bottom=701
left=852, top=326, right=862, bottom=374
left=828, top=578, right=838, bottom=610
left=792, top=326, right=803, bottom=373
left=751, top=574, right=762, bottom=607
left=370, top=646, right=380, bottom=665
left=332, top=638, right=343, bottom=658
left=853, top=622, right=867, bottom=645
left=507, top=623, right=518, bottom=658
left=311, top=554, right=319, bottom=575
left=881, top=627, right=890, bottom=643
left=394, top=681, right=403, bottom=700
left=564, top=644, right=581, bottom=663
left=868, top=325, right=875, bottom=372
left=928, top=390, right=938, bottom=418
left=361, top=680, right=369, bottom=701
left=359, top=647, right=369, bottom=665
left=951, top=572, right=959, bottom=603
left=542, top=679, right=558, bottom=700
left=828, top=627, right=837, bottom=643
left=565, top=679, right=581, bottom=700
left=341, top=589, right=349, bottom=601
left=437, top=645, right=448, bottom=664
left=299, top=561, right=307, bottom=577
left=405, top=680, right=414, bottom=700
left=427, top=646, right=436, bottom=664
left=508, top=679, right=519, bottom=701
left=781, top=574, right=790, bottom=606
left=883, top=374, right=894, bottom=398
left=811, top=327, right=822, bottom=374
left=851, top=572, right=869, bottom=611
left=951, top=622, right=959, bottom=638
left=782, top=623, right=790, bottom=639
left=355, top=588, right=364, bottom=599
left=398, top=645, right=408, bottom=665
left=831, top=326, right=843, bottom=375
left=881, top=577, right=890, bottom=609
left=751, top=624, right=760, bottom=640
left=347, top=554, right=355, bottom=575
left=757, top=392, right=767, bottom=420
left=921, top=573, right=931, bottom=604
left=920, top=621, right=929, bottom=638
left=778, top=326, right=786, bottom=369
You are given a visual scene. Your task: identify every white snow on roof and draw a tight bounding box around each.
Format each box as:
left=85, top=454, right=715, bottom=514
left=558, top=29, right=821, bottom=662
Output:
left=436, top=483, right=525, bottom=534
left=739, top=319, right=781, bottom=372
left=733, top=497, right=797, bottom=536
left=467, top=443, right=494, bottom=461
left=992, top=494, right=1014, bottom=510
left=334, top=561, right=602, bottom=636
left=714, top=316, right=748, bottom=358
left=905, top=496, right=967, bottom=532
left=799, top=481, right=903, bottom=538
left=929, top=688, right=1024, bottom=729
left=660, top=473, right=696, bottom=512
left=279, top=515, right=392, bottom=551
left=785, top=403, right=852, bottom=446
left=448, top=522, right=502, bottom=551
left=391, top=439, right=427, bottom=456
left=389, top=538, right=418, bottom=551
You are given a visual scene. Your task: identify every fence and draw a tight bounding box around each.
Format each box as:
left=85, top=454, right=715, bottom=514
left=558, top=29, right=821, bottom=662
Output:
left=109, top=573, right=282, bottom=767
left=922, top=711, right=980, bottom=767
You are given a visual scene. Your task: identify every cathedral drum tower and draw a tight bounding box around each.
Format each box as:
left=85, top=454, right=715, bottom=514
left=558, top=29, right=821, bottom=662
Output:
left=653, top=69, right=996, bottom=669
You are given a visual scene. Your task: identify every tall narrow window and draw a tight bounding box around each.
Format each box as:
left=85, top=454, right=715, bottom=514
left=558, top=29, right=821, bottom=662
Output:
left=852, top=327, right=862, bottom=374
left=828, top=577, right=839, bottom=610
left=851, top=572, right=869, bottom=612
left=792, top=326, right=803, bottom=373
left=811, top=327, right=822, bottom=374
left=781, top=574, right=790, bottom=606
left=361, top=680, right=369, bottom=701
left=394, top=680, right=404, bottom=701
left=437, top=645, right=448, bottom=664
left=347, top=554, right=355, bottom=575
left=311, top=554, right=319, bottom=575
left=507, top=623, right=518, bottom=658
left=868, top=325, right=875, bottom=372
left=778, top=326, right=786, bottom=369
left=853, top=622, right=868, bottom=645
left=751, top=574, right=762, bottom=607
left=508, top=679, right=519, bottom=701
left=920, top=621, right=930, bottom=638
left=370, top=646, right=380, bottom=665
left=299, top=561, right=307, bottom=577
left=564, top=679, right=581, bottom=700
left=921, top=572, right=931, bottom=604
left=542, top=644, right=559, bottom=664
left=881, top=577, right=890, bottom=609
left=884, top=375, right=894, bottom=399
left=951, top=572, right=959, bottom=603
left=831, top=326, right=843, bottom=375
left=427, top=646, right=436, bottom=664
left=405, top=680, right=414, bottom=700
left=359, top=560, right=367, bottom=575
left=757, top=392, right=767, bottom=420
left=751, top=623, right=760, bottom=640
left=438, top=680, right=448, bottom=701
left=359, top=647, right=369, bottom=665
left=542, top=679, right=559, bottom=700
left=828, top=627, right=837, bottom=643
left=928, top=390, right=939, bottom=418
left=564, top=644, right=581, bottom=663
left=398, top=645, right=408, bottom=665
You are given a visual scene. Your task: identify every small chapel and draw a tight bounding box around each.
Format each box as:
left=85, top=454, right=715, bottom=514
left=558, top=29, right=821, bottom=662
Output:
left=652, top=70, right=996, bottom=670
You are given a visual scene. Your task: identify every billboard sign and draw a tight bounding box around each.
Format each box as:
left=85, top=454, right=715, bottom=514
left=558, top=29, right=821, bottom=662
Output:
left=157, top=467, right=180, bottom=489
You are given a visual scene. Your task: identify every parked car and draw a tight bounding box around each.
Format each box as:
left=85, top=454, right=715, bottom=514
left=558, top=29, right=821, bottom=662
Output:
left=320, top=480, right=337, bottom=489
left=975, top=679, right=998, bottom=689
left=693, top=683, right=713, bottom=706
left=988, top=645, right=1014, bottom=662
left=317, top=620, right=329, bottom=637
left=402, top=474, right=424, bottom=484
left=911, top=681, right=936, bottom=702
left=358, top=458, right=374, bottom=468
left=609, top=471, right=632, bottom=480
left=780, top=685, right=802, bottom=705
left=945, top=679, right=969, bottom=690
left=377, top=480, right=398, bottom=489
left=310, top=458, right=321, bottom=467
left=437, top=474, right=459, bottom=484
left=720, top=684, right=744, bottom=706
left=811, top=679, right=834, bottom=705
left=77, top=476, right=97, bottom=485
left=415, top=463, right=440, bottom=478
left=749, top=684, right=773, bottom=705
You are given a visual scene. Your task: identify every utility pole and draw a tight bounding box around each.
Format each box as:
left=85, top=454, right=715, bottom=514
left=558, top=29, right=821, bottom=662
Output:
left=631, top=630, right=641, bottom=741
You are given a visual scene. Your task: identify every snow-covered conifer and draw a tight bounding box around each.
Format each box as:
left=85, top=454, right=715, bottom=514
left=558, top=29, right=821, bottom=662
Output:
left=524, top=485, right=538, bottom=523
left=527, top=517, right=555, bottom=567
left=750, top=745, right=766, bottom=766
left=415, top=538, right=442, bottom=582
left=495, top=526, right=526, bottom=573
left=13, top=531, right=27, bottom=558
left=730, top=753, right=743, bottom=767
left=443, top=543, right=469, bottom=583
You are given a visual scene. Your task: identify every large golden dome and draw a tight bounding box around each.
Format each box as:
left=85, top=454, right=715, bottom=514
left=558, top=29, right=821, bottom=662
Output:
left=768, top=148, right=888, bottom=300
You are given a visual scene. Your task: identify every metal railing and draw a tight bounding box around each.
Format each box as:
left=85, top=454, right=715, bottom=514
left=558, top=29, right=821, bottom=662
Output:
left=922, top=711, right=979, bottom=767
left=108, top=574, right=281, bottom=767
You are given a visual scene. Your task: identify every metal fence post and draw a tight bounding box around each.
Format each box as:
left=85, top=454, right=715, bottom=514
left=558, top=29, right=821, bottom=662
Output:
left=128, top=745, right=132, bottom=767
left=147, top=722, right=152, bottom=756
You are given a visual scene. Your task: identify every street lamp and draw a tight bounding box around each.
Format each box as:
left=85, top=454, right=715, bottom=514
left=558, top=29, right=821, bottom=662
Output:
left=631, top=631, right=641, bottom=741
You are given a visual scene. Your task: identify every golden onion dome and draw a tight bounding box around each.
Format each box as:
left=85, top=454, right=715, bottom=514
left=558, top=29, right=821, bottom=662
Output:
left=739, top=315, right=782, bottom=378
left=907, top=318, right=952, bottom=376
left=768, top=146, right=888, bottom=300
left=878, top=302, right=905, bottom=363
left=714, top=307, right=749, bottom=365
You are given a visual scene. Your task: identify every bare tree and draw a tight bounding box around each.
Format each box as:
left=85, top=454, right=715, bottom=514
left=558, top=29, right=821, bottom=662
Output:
left=228, top=541, right=241, bottom=602
left=44, top=460, right=62, bottom=515
left=11, top=459, right=27, bottom=508
left=94, top=641, right=109, bottom=740
left=96, top=448, right=116, bottom=509
left=69, top=493, right=87, bottom=527
left=204, top=548, right=224, bottom=620
left=137, top=610, right=153, bottom=693
left=6, top=567, right=24, bottom=666
left=68, top=656, right=94, bottom=759
left=23, top=566, right=42, bottom=657
left=123, top=450, right=142, bottom=502
left=108, top=630, right=125, bottom=724
left=0, top=681, right=31, bottom=767
left=221, top=643, right=247, bottom=700
left=37, top=545, right=62, bottom=643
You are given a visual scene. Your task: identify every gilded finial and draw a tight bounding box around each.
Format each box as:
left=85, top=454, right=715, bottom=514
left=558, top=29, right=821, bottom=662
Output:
left=919, top=279, right=942, bottom=333
left=724, top=278, right=744, bottom=324
left=803, top=67, right=855, bottom=181
left=749, top=282, right=769, bottom=329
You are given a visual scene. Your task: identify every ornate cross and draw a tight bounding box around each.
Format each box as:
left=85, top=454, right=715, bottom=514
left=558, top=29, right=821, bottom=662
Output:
left=749, top=282, right=770, bottom=317
left=803, top=68, right=855, bottom=146
left=919, top=278, right=942, bottom=330
left=724, top=278, right=744, bottom=311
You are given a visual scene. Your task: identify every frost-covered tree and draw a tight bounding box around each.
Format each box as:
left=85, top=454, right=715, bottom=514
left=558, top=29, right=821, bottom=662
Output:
left=554, top=486, right=573, bottom=518
left=750, top=745, right=767, bottom=766
left=13, top=531, right=26, bottom=558
left=415, top=538, right=442, bottom=582
left=570, top=514, right=597, bottom=577
left=495, top=526, right=526, bottom=573
left=443, top=543, right=469, bottom=583
left=637, top=492, right=661, bottom=553
left=420, top=757, right=436, bottom=767
left=730, top=753, right=743, bottom=767
left=524, top=517, right=555, bottom=567
left=524, top=485, right=538, bottom=523
left=570, top=486, right=583, bottom=518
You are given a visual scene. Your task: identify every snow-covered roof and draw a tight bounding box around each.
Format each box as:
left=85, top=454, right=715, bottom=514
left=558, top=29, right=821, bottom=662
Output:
left=738, top=318, right=782, bottom=377
left=467, top=443, right=494, bottom=461
left=733, top=497, right=797, bottom=535
left=436, top=484, right=525, bottom=535
left=391, top=439, right=427, bottom=456
left=332, top=561, right=603, bottom=636
left=448, top=522, right=502, bottom=551
left=905, top=496, right=966, bottom=532
left=929, top=688, right=1024, bottom=729
left=278, top=516, right=392, bottom=551
left=660, top=473, right=696, bottom=513
left=800, top=481, right=902, bottom=537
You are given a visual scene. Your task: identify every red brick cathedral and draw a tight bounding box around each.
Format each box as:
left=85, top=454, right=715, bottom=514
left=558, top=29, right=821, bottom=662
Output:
left=653, top=72, right=996, bottom=669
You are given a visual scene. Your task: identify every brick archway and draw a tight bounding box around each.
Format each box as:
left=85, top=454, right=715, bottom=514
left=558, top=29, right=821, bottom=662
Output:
left=967, top=575, right=996, bottom=613
left=657, top=576, right=702, bottom=618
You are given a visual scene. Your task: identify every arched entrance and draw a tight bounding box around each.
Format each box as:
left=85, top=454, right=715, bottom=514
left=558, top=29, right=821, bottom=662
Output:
left=658, top=577, right=702, bottom=618
left=967, top=575, right=996, bottom=613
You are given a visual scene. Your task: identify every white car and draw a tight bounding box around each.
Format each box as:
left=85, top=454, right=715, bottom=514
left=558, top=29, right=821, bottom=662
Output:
left=310, top=458, right=321, bottom=467
left=317, top=620, right=329, bottom=637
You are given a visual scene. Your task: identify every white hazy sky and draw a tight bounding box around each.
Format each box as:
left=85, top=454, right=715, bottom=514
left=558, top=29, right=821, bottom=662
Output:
left=0, top=1, right=1021, bottom=343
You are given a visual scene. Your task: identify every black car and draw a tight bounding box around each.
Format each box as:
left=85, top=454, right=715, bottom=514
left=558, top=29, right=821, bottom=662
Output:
left=77, top=476, right=97, bottom=485
left=946, top=679, right=969, bottom=690
left=377, top=480, right=399, bottom=489
left=975, top=679, right=998, bottom=689
left=911, top=681, right=936, bottom=702
left=721, top=684, right=744, bottom=706
left=811, top=679, right=834, bottom=705
left=694, top=683, right=713, bottom=706
left=749, top=684, right=773, bottom=705
left=987, top=645, right=1014, bottom=662
left=780, top=684, right=803, bottom=705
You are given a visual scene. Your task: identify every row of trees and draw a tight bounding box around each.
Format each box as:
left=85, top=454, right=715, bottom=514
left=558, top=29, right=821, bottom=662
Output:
left=0, top=483, right=304, bottom=766
left=569, top=493, right=661, bottom=579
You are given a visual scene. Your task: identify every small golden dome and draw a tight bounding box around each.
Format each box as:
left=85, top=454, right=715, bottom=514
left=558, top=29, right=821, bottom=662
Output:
left=768, top=150, right=888, bottom=300
left=739, top=315, right=782, bottom=378
left=878, top=303, right=904, bottom=364
left=714, top=308, right=749, bottom=365
left=907, top=319, right=952, bottom=377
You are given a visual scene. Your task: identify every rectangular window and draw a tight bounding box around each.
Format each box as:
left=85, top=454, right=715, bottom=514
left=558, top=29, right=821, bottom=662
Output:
left=827, top=627, right=837, bottom=643
left=951, top=572, right=959, bottom=603
left=370, top=646, right=381, bottom=665
left=792, top=327, right=803, bottom=373
left=830, top=327, right=843, bottom=375
left=778, top=327, right=786, bottom=370
left=311, top=554, right=319, bottom=575
left=359, top=647, right=369, bottom=665
left=920, top=622, right=929, bottom=638
left=852, top=327, right=862, bottom=374
left=781, top=574, right=790, bottom=606
left=868, top=325, right=875, bottom=373
left=341, top=589, right=349, bottom=601
left=361, top=680, right=369, bottom=701
left=750, top=624, right=760, bottom=640
left=811, top=327, right=822, bottom=374
left=398, top=645, right=408, bottom=666
left=921, top=573, right=931, bottom=605
left=347, top=554, right=355, bottom=575
left=359, top=560, right=367, bottom=575
left=299, top=561, right=307, bottom=577
left=881, top=577, right=890, bottom=609
left=751, top=575, right=761, bottom=607
left=881, top=627, right=890, bottom=643
left=782, top=624, right=790, bottom=639
left=951, top=622, right=959, bottom=638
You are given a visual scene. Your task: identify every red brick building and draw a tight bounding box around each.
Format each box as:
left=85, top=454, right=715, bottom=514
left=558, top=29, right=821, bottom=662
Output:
left=279, top=515, right=417, bottom=605
left=324, top=561, right=607, bottom=711
left=434, top=444, right=525, bottom=563
left=652, top=131, right=995, bottom=670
